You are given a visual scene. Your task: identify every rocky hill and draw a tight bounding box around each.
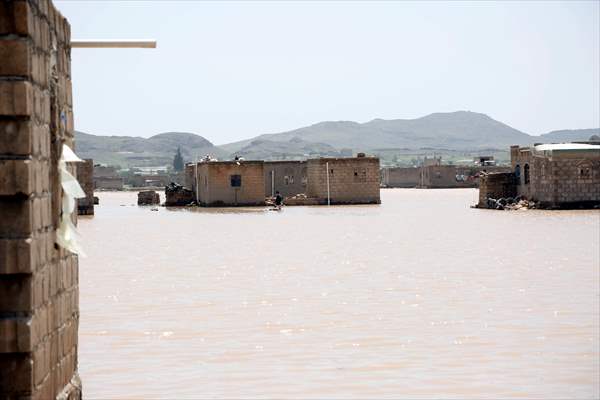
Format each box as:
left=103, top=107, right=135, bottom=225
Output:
left=220, top=111, right=533, bottom=154
left=75, top=131, right=227, bottom=168
left=74, top=112, right=599, bottom=168
left=537, top=128, right=600, bottom=143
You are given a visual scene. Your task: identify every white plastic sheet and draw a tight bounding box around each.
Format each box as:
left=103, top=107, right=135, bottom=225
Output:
left=55, top=144, right=86, bottom=256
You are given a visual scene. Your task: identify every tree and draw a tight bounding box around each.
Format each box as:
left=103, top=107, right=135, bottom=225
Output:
left=173, top=147, right=184, bottom=171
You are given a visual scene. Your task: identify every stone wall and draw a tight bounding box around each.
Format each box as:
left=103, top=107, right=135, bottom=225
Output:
left=196, top=161, right=265, bottom=206
left=478, top=172, right=518, bottom=207
left=0, top=0, right=81, bottom=398
left=306, top=157, right=380, bottom=204
left=263, top=160, right=306, bottom=197
left=76, top=159, right=93, bottom=215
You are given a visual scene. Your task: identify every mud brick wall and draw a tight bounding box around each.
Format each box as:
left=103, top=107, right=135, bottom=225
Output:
left=306, top=157, right=380, bottom=204
left=263, top=160, right=306, bottom=197
left=196, top=161, right=265, bottom=206
left=478, top=172, right=517, bottom=207
left=0, top=0, right=81, bottom=398
left=76, top=159, right=93, bottom=215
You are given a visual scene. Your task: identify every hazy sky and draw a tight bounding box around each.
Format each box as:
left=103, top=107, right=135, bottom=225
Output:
left=55, top=0, right=599, bottom=144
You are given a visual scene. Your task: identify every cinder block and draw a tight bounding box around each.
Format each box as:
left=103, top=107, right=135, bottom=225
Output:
left=0, top=198, right=34, bottom=236
left=0, top=273, right=33, bottom=312
left=32, top=50, right=49, bottom=88
left=0, top=38, right=32, bottom=77
left=0, top=119, right=33, bottom=156
left=0, top=352, right=33, bottom=394
left=0, top=237, right=35, bottom=275
left=33, top=336, right=50, bottom=387
left=0, top=317, right=18, bottom=353
left=0, top=159, right=34, bottom=196
left=0, top=0, right=33, bottom=36
left=0, top=80, right=33, bottom=116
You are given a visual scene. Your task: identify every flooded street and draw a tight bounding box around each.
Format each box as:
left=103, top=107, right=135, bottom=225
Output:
left=77, top=189, right=599, bottom=399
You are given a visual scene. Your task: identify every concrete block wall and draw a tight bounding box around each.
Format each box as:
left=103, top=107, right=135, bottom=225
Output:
left=381, top=167, right=420, bottom=188
left=533, top=158, right=600, bottom=207
left=263, top=160, right=306, bottom=197
left=510, top=145, right=600, bottom=207
left=478, top=172, right=517, bottom=207
left=76, top=159, right=93, bottom=215
left=0, top=0, right=81, bottom=398
left=306, top=157, right=380, bottom=204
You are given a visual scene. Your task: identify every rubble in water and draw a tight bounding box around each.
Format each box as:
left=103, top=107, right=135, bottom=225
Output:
left=485, top=196, right=536, bottom=210
left=137, top=190, right=160, bottom=206
left=164, top=182, right=195, bottom=206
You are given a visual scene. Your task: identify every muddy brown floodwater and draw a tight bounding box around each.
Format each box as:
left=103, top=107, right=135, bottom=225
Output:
left=77, top=189, right=599, bottom=399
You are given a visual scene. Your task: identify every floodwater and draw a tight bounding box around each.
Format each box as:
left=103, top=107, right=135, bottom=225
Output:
left=77, top=189, right=599, bottom=399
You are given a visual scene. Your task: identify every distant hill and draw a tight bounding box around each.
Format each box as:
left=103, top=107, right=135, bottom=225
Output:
left=537, top=128, right=600, bottom=143
left=221, top=111, right=533, bottom=154
left=75, top=131, right=227, bottom=168
left=236, top=137, right=340, bottom=160
left=74, top=112, right=599, bottom=168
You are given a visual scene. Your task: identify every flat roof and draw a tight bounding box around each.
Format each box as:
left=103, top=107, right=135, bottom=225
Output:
left=534, top=143, right=600, bottom=152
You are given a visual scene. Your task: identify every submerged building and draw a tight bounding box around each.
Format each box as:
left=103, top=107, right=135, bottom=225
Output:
left=192, top=161, right=266, bottom=206
left=184, top=155, right=380, bottom=206
left=510, top=143, right=600, bottom=207
left=306, top=155, right=380, bottom=204
left=479, top=143, right=600, bottom=208
left=381, top=164, right=509, bottom=188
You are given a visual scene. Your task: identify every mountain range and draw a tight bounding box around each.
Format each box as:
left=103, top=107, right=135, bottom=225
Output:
left=74, top=111, right=599, bottom=168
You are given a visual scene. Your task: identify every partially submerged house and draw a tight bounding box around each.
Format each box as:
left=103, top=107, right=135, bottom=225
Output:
left=381, top=164, right=509, bottom=188
left=93, top=165, right=123, bottom=190
left=306, top=155, right=380, bottom=204
left=510, top=143, right=600, bottom=207
left=192, top=161, right=266, bottom=206
left=183, top=155, right=381, bottom=207
left=479, top=143, right=600, bottom=209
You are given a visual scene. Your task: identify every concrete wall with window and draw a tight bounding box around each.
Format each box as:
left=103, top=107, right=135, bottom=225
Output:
left=263, top=161, right=306, bottom=197
left=510, top=145, right=600, bottom=207
left=196, top=161, right=265, bottom=206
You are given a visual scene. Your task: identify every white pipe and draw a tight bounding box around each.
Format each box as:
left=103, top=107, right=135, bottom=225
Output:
left=195, top=163, right=199, bottom=204
left=271, top=170, right=275, bottom=197
left=71, top=40, right=157, bottom=48
left=326, top=161, right=331, bottom=206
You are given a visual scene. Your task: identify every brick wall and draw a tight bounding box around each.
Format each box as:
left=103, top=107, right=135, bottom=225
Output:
left=263, top=160, right=306, bottom=197
left=196, top=161, right=265, bottom=206
left=306, top=157, right=380, bottom=204
left=76, top=159, right=93, bottom=215
left=0, top=0, right=81, bottom=398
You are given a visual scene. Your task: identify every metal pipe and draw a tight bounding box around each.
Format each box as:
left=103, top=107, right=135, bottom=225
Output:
left=71, top=40, right=157, bottom=48
left=326, top=162, right=331, bottom=206
left=195, top=163, right=199, bottom=204
left=271, top=170, right=275, bottom=197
